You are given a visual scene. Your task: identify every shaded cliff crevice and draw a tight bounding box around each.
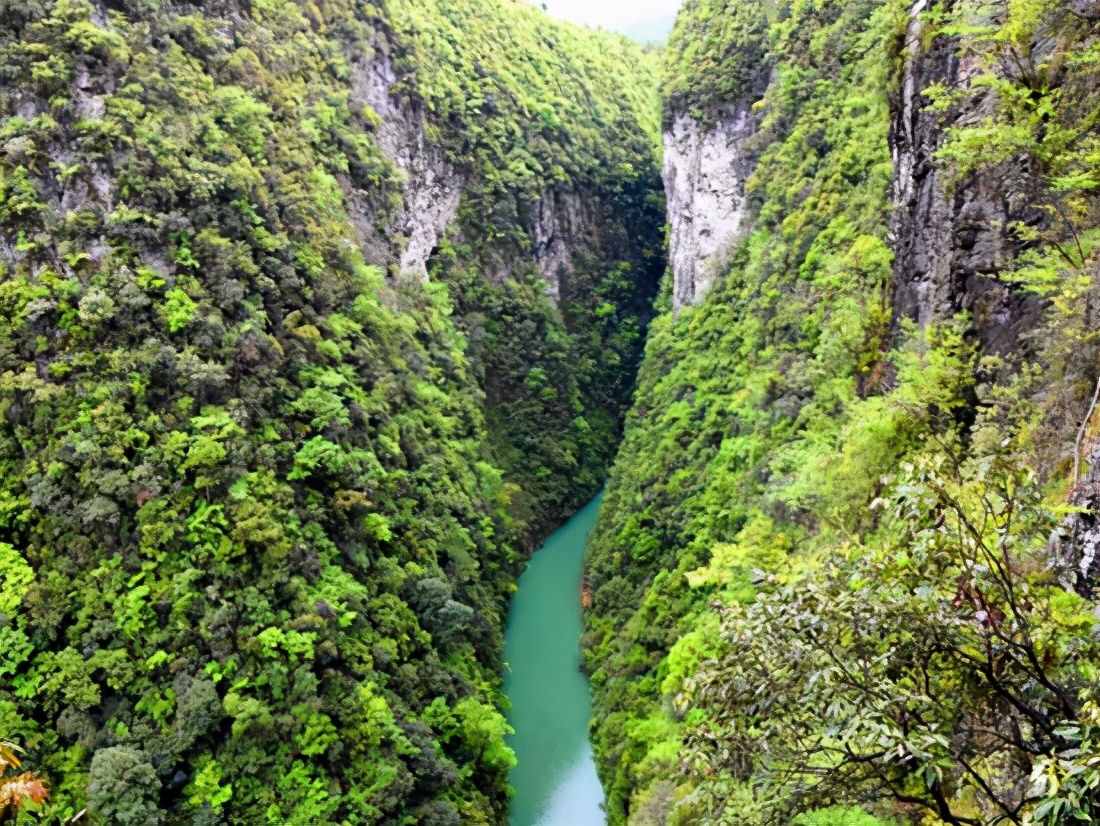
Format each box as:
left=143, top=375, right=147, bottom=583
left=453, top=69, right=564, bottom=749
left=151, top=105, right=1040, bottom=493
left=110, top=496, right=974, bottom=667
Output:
left=889, top=0, right=1044, bottom=355
left=890, top=0, right=1100, bottom=604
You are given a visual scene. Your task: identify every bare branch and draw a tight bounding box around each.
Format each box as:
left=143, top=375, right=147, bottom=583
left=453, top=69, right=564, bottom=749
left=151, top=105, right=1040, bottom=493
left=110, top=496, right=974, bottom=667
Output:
left=1074, top=377, right=1100, bottom=488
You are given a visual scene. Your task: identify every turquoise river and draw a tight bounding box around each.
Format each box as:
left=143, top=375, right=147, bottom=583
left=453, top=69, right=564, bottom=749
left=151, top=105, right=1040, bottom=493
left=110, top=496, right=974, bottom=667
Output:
left=504, top=495, right=606, bottom=825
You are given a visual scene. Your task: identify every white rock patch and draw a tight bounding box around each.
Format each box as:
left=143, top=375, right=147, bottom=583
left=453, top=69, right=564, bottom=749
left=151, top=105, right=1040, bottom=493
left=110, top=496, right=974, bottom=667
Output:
left=663, top=106, right=757, bottom=310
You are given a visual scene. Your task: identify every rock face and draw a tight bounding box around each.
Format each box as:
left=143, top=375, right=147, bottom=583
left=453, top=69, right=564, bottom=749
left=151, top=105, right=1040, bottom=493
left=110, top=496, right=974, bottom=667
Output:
left=663, top=105, right=759, bottom=310
left=348, top=44, right=604, bottom=303
left=1051, top=439, right=1100, bottom=598
left=889, top=0, right=1041, bottom=352
left=348, top=44, right=603, bottom=302
left=350, top=42, right=464, bottom=282
left=474, top=189, right=605, bottom=303
left=891, top=0, right=1100, bottom=592
left=532, top=189, right=598, bottom=302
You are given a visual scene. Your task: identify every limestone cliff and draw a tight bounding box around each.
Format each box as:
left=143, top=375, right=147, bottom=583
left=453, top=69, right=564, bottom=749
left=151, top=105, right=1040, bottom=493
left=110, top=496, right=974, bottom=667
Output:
left=890, top=0, right=1100, bottom=598
left=1052, top=438, right=1100, bottom=596
left=658, top=0, right=771, bottom=311
left=350, top=39, right=464, bottom=283
left=531, top=189, right=597, bottom=303
left=662, top=105, right=758, bottom=310
left=350, top=37, right=640, bottom=308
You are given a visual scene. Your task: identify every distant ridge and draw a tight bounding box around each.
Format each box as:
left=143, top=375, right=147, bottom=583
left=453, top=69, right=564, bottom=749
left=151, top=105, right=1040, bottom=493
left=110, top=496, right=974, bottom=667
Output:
left=532, top=1, right=680, bottom=44
left=620, top=14, right=676, bottom=44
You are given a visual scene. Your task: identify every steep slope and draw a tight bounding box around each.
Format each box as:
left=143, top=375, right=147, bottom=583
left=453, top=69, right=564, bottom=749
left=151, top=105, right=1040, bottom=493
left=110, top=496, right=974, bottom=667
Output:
left=586, top=0, right=900, bottom=816
left=586, top=0, right=1100, bottom=824
left=660, top=0, right=771, bottom=310
left=0, top=1, right=662, bottom=823
left=379, top=0, right=666, bottom=535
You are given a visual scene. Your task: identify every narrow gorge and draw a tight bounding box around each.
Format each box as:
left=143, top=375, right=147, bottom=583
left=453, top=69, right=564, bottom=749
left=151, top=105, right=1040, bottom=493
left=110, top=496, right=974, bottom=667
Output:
left=1, top=1, right=1099, bottom=825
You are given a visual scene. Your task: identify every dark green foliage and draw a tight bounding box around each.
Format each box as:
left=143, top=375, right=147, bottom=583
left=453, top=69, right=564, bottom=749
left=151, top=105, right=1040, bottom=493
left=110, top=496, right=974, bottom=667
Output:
left=87, top=747, right=161, bottom=826
left=435, top=240, right=662, bottom=533
left=0, top=0, right=662, bottom=823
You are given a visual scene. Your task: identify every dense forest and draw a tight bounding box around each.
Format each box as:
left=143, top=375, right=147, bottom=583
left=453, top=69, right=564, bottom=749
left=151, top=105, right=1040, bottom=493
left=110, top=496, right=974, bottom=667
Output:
left=586, top=0, right=1100, bottom=824
left=3, top=0, right=1100, bottom=824
left=0, top=0, right=662, bottom=822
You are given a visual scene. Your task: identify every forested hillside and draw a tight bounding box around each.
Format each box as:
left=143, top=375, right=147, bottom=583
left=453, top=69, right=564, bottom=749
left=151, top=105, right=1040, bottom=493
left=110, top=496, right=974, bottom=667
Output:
left=0, top=0, right=662, bottom=822
left=586, top=0, right=1100, bottom=824
left=6, top=0, right=1100, bottom=824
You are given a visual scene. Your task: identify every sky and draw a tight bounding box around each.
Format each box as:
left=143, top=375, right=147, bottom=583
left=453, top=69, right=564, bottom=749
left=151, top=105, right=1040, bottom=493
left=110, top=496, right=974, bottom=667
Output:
left=540, top=0, right=683, bottom=41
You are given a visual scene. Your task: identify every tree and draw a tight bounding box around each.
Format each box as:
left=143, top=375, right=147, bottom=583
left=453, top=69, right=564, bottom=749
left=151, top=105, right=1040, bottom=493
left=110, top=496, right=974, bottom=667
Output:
left=682, top=445, right=1100, bottom=824
left=0, top=740, right=47, bottom=821
left=88, top=747, right=162, bottom=826
left=407, top=577, right=475, bottom=647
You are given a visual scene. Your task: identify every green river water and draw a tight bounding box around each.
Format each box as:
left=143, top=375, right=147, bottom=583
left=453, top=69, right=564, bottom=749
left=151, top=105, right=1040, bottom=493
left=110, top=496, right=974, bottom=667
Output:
left=504, top=495, right=606, bottom=826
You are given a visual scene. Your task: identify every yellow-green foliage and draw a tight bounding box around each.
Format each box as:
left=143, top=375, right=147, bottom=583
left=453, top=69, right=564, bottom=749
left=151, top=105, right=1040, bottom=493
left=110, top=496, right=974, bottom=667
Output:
left=662, top=0, right=772, bottom=122
left=384, top=0, right=664, bottom=193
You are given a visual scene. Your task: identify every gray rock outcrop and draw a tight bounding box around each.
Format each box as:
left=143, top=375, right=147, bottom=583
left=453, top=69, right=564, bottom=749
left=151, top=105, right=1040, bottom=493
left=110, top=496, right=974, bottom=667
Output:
left=350, top=42, right=464, bottom=283
left=663, top=105, right=758, bottom=310
left=1052, top=440, right=1100, bottom=597
left=889, top=0, right=1042, bottom=353
left=890, top=0, right=1100, bottom=595
left=348, top=44, right=605, bottom=304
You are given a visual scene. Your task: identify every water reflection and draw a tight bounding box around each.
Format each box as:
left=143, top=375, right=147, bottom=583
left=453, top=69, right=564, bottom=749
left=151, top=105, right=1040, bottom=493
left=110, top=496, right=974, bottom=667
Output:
left=504, top=496, right=606, bottom=826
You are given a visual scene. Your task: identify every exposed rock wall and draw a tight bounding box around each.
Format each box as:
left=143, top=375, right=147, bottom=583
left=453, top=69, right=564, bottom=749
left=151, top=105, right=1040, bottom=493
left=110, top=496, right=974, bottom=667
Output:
left=350, top=41, right=464, bottom=282
left=532, top=189, right=597, bottom=302
left=479, top=188, right=603, bottom=301
left=1052, top=438, right=1100, bottom=597
left=3, top=53, right=117, bottom=271
left=892, top=0, right=1100, bottom=597
left=348, top=40, right=616, bottom=304
left=662, top=105, right=759, bottom=310
left=889, top=0, right=1042, bottom=352
left=349, top=44, right=608, bottom=304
